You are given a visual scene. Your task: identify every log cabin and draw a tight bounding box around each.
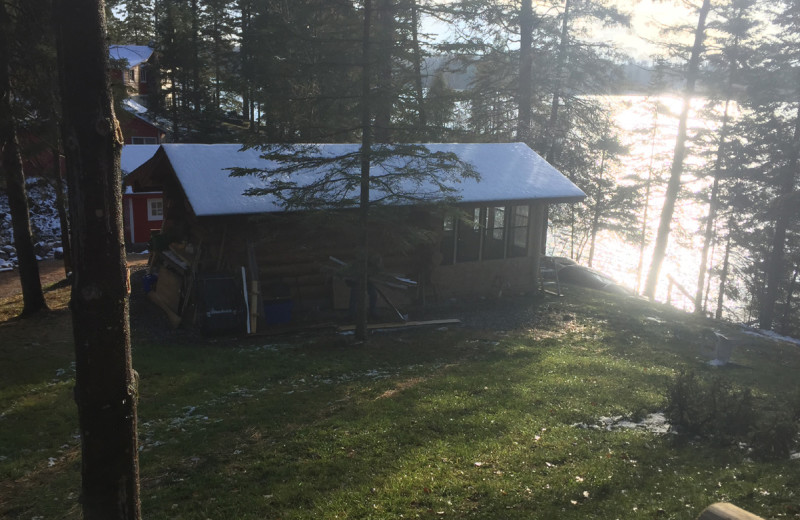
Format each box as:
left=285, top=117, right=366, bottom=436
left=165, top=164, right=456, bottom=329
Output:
left=124, top=143, right=585, bottom=333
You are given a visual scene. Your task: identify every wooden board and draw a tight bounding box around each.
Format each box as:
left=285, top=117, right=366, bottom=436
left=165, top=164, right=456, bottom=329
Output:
left=697, top=503, right=764, bottom=520
left=336, top=318, right=461, bottom=333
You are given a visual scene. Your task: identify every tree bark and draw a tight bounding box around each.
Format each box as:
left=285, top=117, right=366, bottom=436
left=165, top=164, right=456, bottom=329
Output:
left=694, top=98, right=731, bottom=312
left=545, top=0, right=569, bottom=164
left=516, top=0, right=533, bottom=143
left=373, top=0, right=393, bottom=143
left=780, top=266, right=798, bottom=335
left=587, top=149, right=606, bottom=268
left=51, top=146, right=73, bottom=276
left=410, top=0, right=427, bottom=137
left=635, top=104, right=659, bottom=294
left=0, top=1, right=47, bottom=316
left=55, top=0, right=141, bottom=518
left=760, top=101, right=800, bottom=330
left=642, top=0, right=711, bottom=300
left=356, top=0, right=374, bottom=341
left=715, top=224, right=732, bottom=320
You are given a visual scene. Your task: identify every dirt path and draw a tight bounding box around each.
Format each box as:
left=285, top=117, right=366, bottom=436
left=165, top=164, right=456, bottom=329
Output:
left=0, top=254, right=150, bottom=300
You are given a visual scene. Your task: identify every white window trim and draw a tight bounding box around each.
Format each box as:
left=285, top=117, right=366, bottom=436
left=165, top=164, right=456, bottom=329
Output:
left=147, top=198, right=164, bottom=222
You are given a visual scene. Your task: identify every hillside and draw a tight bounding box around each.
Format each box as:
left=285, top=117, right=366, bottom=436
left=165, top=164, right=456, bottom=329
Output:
left=2, top=278, right=799, bottom=519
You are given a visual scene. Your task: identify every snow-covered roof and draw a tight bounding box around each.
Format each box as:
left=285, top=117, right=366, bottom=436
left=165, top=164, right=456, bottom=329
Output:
left=121, top=144, right=160, bottom=175
left=151, top=143, right=585, bottom=217
left=109, top=45, right=153, bottom=68
left=121, top=98, right=168, bottom=131
left=123, top=98, right=148, bottom=115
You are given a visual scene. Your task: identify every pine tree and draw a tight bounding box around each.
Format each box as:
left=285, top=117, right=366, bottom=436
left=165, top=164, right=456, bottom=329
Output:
left=692, top=0, right=760, bottom=313
left=56, top=0, right=141, bottom=516
left=230, top=0, right=478, bottom=340
left=0, top=0, right=47, bottom=316
left=643, top=0, right=713, bottom=300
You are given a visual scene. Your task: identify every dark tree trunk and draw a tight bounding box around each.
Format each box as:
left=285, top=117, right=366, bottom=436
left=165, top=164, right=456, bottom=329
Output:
left=410, top=0, right=426, bottom=136
left=0, top=2, right=47, bottom=316
left=635, top=110, right=658, bottom=294
left=545, top=0, right=569, bottom=163
left=715, top=224, right=732, bottom=321
left=51, top=147, right=73, bottom=276
left=780, top=266, right=797, bottom=335
left=695, top=71, right=735, bottom=312
left=55, top=0, right=141, bottom=518
left=356, top=0, right=374, bottom=341
left=643, top=0, right=711, bottom=300
left=190, top=0, right=201, bottom=113
left=694, top=102, right=730, bottom=312
left=587, top=150, right=606, bottom=268
left=760, top=101, right=800, bottom=330
left=516, top=0, right=533, bottom=142
left=373, top=0, right=393, bottom=143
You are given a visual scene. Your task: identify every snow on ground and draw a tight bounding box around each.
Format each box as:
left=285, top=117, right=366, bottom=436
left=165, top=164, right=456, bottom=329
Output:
left=0, top=178, right=62, bottom=268
left=1, top=146, right=158, bottom=269
left=741, top=327, right=800, bottom=347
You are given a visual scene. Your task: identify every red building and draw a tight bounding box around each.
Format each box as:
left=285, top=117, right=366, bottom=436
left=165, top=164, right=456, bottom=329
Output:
left=109, top=45, right=154, bottom=97
left=121, top=144, right=162, bottom=246
left=120, top=99, right=166, bottom=145
left=123, top=191, right=164, bottom=245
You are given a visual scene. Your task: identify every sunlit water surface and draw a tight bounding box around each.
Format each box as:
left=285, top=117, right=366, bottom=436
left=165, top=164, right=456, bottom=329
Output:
left=547, top=95, right=750, bottom=321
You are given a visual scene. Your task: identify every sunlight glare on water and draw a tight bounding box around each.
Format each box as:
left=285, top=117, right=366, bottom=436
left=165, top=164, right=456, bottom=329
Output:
left=548, top=95, right=745, bottom=318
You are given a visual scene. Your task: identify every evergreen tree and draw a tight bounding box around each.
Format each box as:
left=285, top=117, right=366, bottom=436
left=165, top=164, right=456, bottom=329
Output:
left=643, top=0, right=713, bottom=300
left=0, top=0, right=47, bottom=316
left=692, top=0, right=760, bottom=313
left=230, top=0, right=478, bottom=340
left=56, top=0, right=141, bottom=516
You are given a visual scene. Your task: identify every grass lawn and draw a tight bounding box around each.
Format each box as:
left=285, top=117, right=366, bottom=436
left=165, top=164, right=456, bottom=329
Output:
left=2, top=280, right=800, bottom=519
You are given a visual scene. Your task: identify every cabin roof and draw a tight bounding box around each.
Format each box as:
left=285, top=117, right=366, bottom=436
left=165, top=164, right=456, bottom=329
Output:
left=109, top=45, right=154, bottom=68
left=134, top=143, right=585, bottom=217
left=121, top=144, right=160, bottom=175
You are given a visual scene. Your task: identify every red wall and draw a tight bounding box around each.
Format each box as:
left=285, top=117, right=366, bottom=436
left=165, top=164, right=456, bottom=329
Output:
left=122, top=117, right=161, bottom=145
left=123, top=192, right=163, bottom=244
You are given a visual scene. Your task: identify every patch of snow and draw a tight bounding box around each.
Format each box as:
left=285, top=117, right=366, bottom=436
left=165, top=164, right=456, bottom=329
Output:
left=123, top=97, right=149, bottom=115
left=121, top=144, right=160, bottom=175
left=573, top=413, right=672, bottom=434
left=741, top=328, right=800, bottom=346
left=0, top=179, right=62, bottom=253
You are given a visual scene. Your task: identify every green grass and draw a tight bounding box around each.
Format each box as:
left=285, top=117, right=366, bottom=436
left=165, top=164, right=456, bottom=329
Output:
left=2, top=284, right=800, bottom=519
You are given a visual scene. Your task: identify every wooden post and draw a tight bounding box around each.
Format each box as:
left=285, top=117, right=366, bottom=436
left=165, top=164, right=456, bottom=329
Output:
left=667, top=278, right=673, bottom=305
left=697, top=503, right=764, bottom=520
left=247, top=240, right=260, bottom=333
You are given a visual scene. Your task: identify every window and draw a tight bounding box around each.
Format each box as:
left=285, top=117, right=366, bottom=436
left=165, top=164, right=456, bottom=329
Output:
left=483, top=206, right=506, bottom=260
left=139, top=67, right=148, bottom=82
left=507, top=205, right=529, bottom=258
left=127, top=68, right=135, bottom=82
left=148, top=198, right=164, bottom=221
left=131, top=136, right=158, bottom=145
left=441, top=215, right=456, bottom=265
left=441, top=204, right=532, bottom=264
left=455, top=207, right=481, bottom=263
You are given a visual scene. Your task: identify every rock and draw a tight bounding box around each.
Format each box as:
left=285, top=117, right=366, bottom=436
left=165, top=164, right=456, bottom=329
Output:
left=34, top=241, right=50, bottom=257
left=2, top=244, right=14, bottom=254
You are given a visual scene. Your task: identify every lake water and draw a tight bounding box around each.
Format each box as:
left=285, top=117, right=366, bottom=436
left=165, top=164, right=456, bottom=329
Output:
left=546, top=95, right=749, bottom=321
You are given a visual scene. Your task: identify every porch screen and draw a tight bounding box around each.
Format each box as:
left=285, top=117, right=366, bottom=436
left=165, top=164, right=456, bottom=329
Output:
left=456, top=207, right=481, bottom=262
left=507, top=205, right=529, bottom=258
left=440, top=204, right=531, bottom=265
